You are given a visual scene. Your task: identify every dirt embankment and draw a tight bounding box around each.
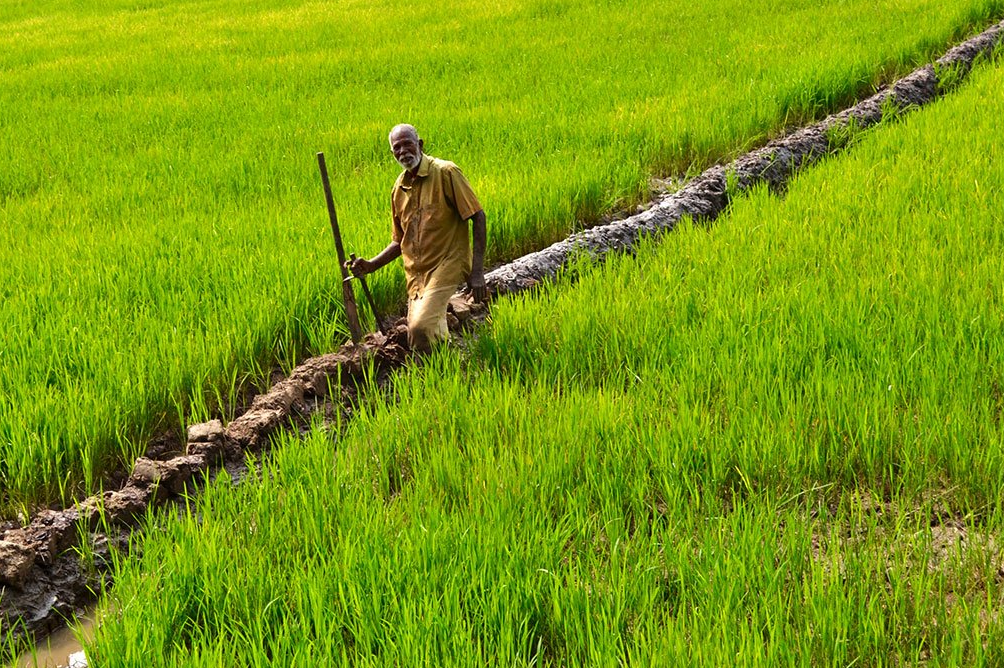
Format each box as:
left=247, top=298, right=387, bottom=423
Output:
left=3, top=17, right=1003, bottom=655
left=0, top=306, right=487, bottom=651
left=485, top=19, right=1004, bottom=295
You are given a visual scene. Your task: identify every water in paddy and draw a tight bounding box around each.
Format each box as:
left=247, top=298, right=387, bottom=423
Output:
left=16, top=610, right=94, bottom=668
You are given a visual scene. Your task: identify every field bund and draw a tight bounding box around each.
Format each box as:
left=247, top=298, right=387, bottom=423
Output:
left=3, top=0, right=1004, bottom=514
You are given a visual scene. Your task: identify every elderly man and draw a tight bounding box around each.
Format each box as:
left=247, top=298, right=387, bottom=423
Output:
left=347, top=124, right=487, bottom=353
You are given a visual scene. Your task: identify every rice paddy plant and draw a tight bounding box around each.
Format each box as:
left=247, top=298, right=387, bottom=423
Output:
left=86, top=51, right=1004, bottom=666
left=3, top=0, right=1003, bottom=513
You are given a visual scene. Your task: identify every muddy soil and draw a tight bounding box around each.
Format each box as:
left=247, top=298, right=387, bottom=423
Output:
left=3, top=17, right=1003, bottom=656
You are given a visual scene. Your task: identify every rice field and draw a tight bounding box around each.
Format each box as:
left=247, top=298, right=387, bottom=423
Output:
left=79, top=45, right=1004, bottom=667
left=3, top=0, right=1003, bottom=514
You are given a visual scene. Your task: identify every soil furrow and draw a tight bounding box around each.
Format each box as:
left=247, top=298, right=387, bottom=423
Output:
left=3, top=16, right=1003, bottom=658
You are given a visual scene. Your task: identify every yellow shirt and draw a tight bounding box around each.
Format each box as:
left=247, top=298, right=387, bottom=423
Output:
left=391, top=154, right=482, bottom=298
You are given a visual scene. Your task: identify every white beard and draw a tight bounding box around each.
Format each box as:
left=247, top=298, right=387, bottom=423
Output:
left=397, top=152, right=421, bottom=171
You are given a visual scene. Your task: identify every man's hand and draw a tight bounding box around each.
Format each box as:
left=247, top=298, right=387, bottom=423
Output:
left=345, top=257, right=375, bottom=277
left=467, top=269, right=488, bottom=303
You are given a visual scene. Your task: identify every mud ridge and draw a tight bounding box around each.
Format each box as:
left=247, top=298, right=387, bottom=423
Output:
left=484, top=19, right=1004, bottom=295
left=3, top=18, right=1003, bottom=655
left=0, top=311, right=481, bottom=652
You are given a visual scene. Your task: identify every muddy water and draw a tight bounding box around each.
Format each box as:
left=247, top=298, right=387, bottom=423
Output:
left=16, top=610, right=93, bottom=668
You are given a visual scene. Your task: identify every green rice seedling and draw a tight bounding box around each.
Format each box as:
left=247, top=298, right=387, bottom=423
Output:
left=3, top=0, right=1003, bottom=512
left=82, top=58, right=1004, bottom=665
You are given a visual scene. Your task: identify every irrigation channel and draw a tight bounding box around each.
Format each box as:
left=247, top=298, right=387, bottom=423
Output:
left=3, top=17, right=1003, bottom=666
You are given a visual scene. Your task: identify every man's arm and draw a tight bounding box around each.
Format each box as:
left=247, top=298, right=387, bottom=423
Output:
left=467, top=209, right=487, bottom=302
left=347, top=241, right=401, bottom=276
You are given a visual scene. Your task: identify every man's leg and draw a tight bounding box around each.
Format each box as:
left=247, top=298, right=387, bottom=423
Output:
left=407, top=282, right=455, bottom=353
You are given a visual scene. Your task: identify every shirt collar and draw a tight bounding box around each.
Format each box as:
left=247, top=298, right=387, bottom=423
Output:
left=415, top=153, right=431, bottom=178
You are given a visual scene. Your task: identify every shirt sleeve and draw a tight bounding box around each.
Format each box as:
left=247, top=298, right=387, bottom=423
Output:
left=444, top=164, right=482, bottom=221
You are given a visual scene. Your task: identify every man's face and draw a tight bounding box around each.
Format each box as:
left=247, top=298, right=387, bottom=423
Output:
left=390, top=132, right=422, bottom=171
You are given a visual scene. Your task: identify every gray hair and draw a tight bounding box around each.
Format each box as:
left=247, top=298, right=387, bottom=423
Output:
left=389, top=123, right=420, bottom=144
